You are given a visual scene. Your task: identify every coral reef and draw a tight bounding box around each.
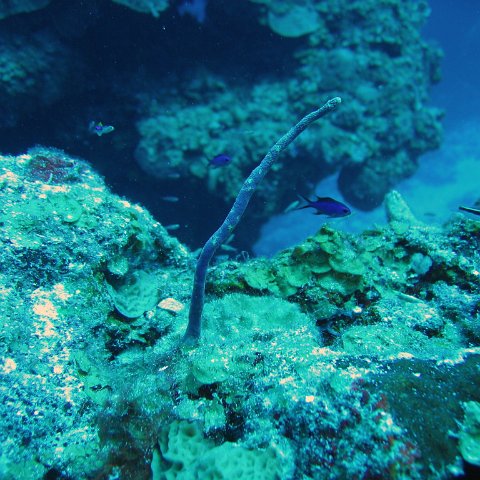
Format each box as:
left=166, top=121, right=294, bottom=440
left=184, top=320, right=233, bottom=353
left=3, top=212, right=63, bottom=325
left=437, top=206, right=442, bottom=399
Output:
left=154, top=420, right=291, bottom=479
left=135, top=0, right=442, bottom=222
left=0, top=0, right=442, bottom=249
left=3, top=148, right=478, bottom=479
left=0, top=149, right=189, bottom=479
left=0, top=31, right=74, bottom=128
left=2, top=1, right=479, bottom=479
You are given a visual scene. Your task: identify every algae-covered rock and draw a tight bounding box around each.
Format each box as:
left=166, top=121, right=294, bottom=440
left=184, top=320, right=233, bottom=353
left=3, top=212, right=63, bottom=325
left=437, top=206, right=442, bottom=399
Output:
left=3, top=144, right=480, bottom=480
left=0, top=149, right=189, bottom=479
left=267, top=2, right=320, bottom=38
left=459, top=401, right=480, bottom=466
left=47, top=192, right=83, bottom=223
left=156, top=420, right=291, bottom=480
left=184, top=294, right=320, bottom=389
left=106, top=269, right=160, bottom=318
left=341, top=323, right=432, bottom=358
left=239, top=226, right=366, bottom=300
left=243, top=259, right=277, bottom=291
left=385, top=190, right=421, bottom=234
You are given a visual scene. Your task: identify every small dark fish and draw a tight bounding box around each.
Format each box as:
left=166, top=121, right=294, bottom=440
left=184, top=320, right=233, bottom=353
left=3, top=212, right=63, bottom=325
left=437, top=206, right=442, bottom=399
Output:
left=220, top=244, right=237, bottom=253
left=165, top=224, right=180, bottom=231
left=295, top=194, right=351, bottom=218
left=89, top=121, right=114, bottom=137
left=459, top=206, right=480, bottom=216
left=209, top=153, right=232, bottom=168
left=161, top=196, right=179, bottom=203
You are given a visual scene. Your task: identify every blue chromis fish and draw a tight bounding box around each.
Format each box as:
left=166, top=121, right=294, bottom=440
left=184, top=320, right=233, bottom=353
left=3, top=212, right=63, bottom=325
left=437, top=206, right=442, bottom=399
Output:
left=209, top=153, right=232, bottom=168
left=295, top=194, right=351, bottom=217
left=459, top=205, right=480, bottom=216
left=89, top=121, right=115, bottom=137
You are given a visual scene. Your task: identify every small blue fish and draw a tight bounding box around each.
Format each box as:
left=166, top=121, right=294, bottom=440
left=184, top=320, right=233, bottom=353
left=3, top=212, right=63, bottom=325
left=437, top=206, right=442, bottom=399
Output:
left=209, top=153, right=232, bottom=168
left=295, top=194, right=351, bottom=217
left=89, top=121, right=115, bottom=137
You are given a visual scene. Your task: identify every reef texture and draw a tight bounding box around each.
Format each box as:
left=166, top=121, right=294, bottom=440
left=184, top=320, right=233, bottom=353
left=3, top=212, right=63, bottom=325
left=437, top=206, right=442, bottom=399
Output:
left=0, top=0, right=442, bottom=249
left=1, top=150, right=479, bottom=479
left=0, top=149, right=190, bottom=479
left=135, top=0, right=443, bottom=213
left=0, top=30, right=74, bottom=129
left=0, top=0, right=170, bottom=20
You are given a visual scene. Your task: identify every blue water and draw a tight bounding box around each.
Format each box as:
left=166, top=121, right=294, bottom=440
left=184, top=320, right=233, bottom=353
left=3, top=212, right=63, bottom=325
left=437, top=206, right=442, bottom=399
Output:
left=255, top=0, right=480, bottom=256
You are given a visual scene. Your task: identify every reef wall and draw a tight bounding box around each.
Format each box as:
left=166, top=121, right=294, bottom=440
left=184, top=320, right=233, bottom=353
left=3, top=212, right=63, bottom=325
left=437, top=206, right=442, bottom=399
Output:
left=0, top=0, right=442, bottom=250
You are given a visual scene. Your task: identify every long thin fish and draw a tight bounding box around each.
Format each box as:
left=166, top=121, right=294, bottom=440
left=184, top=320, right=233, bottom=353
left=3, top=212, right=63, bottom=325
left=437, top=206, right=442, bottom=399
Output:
left=459, top=206, right=480, bottom=216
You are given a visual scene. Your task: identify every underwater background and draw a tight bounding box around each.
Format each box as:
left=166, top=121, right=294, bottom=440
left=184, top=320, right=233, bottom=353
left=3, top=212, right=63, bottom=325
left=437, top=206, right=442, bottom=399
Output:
left=1, top=1, right=480, bottom=479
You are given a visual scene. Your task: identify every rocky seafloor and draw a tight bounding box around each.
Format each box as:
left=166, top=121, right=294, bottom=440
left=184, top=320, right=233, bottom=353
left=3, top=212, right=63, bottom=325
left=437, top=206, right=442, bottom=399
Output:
left=0, top=147, right=479, bottom=479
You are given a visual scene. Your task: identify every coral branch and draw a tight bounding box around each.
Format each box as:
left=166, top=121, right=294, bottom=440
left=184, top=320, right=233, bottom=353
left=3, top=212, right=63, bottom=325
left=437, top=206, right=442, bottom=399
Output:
left=184, top=97, right=342, bottom=342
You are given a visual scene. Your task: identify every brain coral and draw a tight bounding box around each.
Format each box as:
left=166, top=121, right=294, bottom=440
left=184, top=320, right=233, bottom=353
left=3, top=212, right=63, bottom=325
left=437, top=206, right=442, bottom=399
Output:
left=156, top=420, right=290, bottom=480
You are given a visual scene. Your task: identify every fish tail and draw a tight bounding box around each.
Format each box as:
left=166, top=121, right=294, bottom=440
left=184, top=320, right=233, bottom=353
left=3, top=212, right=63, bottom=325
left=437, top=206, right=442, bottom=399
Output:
left=296, top=193, right=311, bottom=204
left=293, top=194, right=311, bottom=211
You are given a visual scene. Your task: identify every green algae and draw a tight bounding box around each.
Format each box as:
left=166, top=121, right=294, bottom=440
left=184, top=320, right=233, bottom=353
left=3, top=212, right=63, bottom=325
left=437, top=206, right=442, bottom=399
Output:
left=183, top=293, right=319, bottom=390
left=241, top=226, right=366, bottom=299
left=47, top=193, right=83, bottom=223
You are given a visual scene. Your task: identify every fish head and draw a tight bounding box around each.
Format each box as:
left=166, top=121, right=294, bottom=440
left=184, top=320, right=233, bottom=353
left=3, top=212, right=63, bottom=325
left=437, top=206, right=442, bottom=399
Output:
left=314, top=197, right=351, bottom=217
left=329, top=204, right=351, bottom=217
